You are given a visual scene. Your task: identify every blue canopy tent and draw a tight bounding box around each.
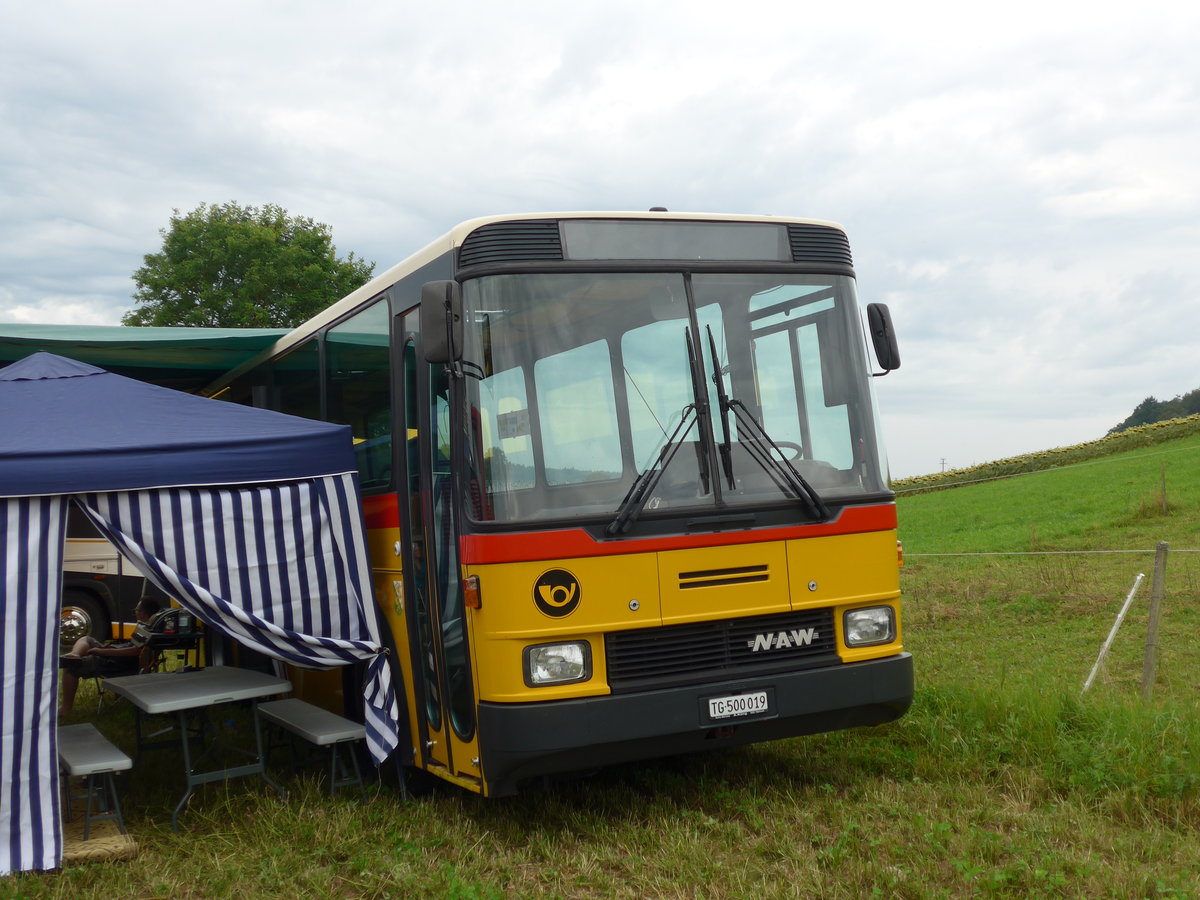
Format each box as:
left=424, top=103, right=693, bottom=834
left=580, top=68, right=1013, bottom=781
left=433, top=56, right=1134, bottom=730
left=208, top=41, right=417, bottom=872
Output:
left=0, top=352, right=400, bottom=875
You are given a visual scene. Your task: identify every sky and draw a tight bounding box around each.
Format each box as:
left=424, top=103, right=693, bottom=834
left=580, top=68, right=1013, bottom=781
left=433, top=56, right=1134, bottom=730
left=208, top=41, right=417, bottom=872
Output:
left=2, top=0, right=1198, bottom=478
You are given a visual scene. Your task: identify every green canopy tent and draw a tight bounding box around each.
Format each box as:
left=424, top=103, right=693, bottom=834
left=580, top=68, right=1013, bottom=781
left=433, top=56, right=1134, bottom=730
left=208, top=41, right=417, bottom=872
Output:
left=0, top=324, right=289, bottom=392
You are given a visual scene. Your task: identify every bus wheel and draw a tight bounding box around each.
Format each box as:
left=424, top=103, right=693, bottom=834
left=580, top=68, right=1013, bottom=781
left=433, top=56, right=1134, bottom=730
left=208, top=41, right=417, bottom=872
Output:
left=60, top=590, right=108, bottom=645
left=399, top=766, right=442, bottom=798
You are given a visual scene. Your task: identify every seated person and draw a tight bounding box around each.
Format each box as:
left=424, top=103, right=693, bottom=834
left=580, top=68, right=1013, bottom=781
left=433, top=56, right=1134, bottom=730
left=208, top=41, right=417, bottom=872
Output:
left=59, top=596, right=163, bottom=713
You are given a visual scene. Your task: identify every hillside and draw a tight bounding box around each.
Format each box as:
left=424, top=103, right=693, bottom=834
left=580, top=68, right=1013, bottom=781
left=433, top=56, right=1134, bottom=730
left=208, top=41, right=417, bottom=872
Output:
left=895, top=419, right=1200, bottom=706
left=894, top=425, right=1200, bottom=555
left=892, top=412, right=1200, bottom=498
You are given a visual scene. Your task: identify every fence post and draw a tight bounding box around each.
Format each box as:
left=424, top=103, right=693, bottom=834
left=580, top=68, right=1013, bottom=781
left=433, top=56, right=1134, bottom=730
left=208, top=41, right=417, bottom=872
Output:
left=1140, top=542, right=1169, bottom=701
left=1082, top=572, right=1145, bottom=695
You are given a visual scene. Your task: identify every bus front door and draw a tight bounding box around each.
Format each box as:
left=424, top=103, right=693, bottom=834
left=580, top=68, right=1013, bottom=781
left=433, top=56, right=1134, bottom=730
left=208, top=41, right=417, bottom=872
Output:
left=402, top=324, right=480, bottom=789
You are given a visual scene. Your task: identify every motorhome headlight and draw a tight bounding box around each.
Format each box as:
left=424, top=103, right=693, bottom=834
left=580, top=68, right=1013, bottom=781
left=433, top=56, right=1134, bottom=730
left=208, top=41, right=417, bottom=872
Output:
left=524, top=641, right=591, bottom=686
left=843, top=606, right=896, bottom=647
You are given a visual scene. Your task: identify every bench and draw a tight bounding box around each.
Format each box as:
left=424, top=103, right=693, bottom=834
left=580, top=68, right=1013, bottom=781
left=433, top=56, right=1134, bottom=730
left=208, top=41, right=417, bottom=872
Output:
left=57, top=723, right=132, bottom=839
left=255, top=698, right=367, bottom=798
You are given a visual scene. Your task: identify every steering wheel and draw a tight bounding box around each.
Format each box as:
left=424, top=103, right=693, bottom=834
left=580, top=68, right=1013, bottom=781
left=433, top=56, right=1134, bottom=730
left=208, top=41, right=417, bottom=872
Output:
left=771, top=441, right=803, bottom=461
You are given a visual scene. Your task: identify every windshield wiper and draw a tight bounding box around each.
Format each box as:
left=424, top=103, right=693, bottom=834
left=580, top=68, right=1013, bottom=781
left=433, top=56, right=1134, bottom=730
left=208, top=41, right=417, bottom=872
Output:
left=607, top=403, right=697, bottom=535
left=706, top=326, right=735, bottom=490
left=685, top=329, right=713, bottom=497
left=724, top=398, right=831, bottom=522
left=705, top=326, right=825, bottom=519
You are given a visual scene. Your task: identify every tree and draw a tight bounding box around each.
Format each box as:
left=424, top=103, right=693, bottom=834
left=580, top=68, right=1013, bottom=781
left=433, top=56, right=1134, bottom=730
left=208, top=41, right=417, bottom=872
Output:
left=1107, top=388, right=1200, bottom=434
left=1108, top=396, right=1163, bottom=434
left=122, top=202, right=375, bottom=328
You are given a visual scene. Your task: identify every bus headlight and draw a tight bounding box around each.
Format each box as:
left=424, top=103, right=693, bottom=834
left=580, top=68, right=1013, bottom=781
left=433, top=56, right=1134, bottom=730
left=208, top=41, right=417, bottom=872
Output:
left=843, top=606, right=896, bottom=647
left=524, top=641, right=591, bottom=686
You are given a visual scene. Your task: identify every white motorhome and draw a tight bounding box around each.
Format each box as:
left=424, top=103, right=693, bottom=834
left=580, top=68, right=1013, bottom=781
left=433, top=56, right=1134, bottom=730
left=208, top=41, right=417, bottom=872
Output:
left=61, top=507, right=156, bottom=642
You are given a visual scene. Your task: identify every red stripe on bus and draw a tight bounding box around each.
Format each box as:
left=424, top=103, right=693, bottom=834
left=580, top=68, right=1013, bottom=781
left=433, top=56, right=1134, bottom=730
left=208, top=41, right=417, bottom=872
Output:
left=458, top=504, right=897, bottom=564
left=362, top=493, right=400, bottom=530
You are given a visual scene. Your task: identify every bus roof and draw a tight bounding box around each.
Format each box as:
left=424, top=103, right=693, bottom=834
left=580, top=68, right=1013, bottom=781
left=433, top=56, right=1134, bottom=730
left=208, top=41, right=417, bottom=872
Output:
left=201, top=211, right=846, bottom=397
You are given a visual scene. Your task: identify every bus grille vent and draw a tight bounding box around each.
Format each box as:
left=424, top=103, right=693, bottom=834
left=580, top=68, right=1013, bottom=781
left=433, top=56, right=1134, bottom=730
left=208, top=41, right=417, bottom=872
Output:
left=787, top=224, right=854, bottom=271
left=605, top=608, right=837, bottom=693
left=458, top=221, right=564, bottom=268
left=678, top=564, right=769, bottom=589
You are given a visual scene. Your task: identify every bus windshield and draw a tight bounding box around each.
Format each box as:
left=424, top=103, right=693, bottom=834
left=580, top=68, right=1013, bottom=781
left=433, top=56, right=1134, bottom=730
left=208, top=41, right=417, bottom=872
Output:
left=461, top=271, right=887, bottom=525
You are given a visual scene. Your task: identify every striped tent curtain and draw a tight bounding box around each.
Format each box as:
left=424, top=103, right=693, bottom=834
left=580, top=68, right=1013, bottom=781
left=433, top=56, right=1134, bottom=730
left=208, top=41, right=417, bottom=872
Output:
left=0, top=474, right=400, bottom=875
left=76, top=474, right=400, bottom=764
left=0, top=495, right=68, bottom=875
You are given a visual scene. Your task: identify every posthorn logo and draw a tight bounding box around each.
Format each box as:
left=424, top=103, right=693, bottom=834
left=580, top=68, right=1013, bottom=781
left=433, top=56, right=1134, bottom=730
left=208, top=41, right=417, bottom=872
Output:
left=534, top=569, right=581, bottom=617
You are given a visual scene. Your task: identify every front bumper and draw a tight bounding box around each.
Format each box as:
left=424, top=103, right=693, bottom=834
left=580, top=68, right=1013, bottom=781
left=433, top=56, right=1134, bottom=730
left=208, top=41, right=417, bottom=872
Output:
left=477, top=652, right=913, bottom=796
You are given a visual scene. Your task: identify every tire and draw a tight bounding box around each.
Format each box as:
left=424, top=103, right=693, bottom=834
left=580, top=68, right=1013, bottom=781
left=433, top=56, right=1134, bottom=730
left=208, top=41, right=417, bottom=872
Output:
left=398, top=765, right=443, bottom=798
left=60, top=590, right=109, bottom=645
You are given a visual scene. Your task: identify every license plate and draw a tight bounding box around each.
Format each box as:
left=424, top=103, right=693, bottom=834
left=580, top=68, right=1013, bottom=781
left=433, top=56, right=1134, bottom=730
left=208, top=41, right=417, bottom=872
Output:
left=707, top=690, right=770, bottom=720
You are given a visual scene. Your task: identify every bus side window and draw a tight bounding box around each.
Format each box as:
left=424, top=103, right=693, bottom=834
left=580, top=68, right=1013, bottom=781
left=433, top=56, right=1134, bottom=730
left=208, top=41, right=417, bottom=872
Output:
left=533, top=339, right=621, bottom=485
left=326, top=298, right=392, bottom=490
left=272, top=339, right=322, bottom=420
left=478, top=367, right=534, bottom=492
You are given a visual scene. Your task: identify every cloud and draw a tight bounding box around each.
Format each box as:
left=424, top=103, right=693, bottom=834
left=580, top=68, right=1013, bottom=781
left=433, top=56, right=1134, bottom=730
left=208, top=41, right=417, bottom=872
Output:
left=2, top=0, right=1199, bottom=476
left=2, top=295, right=126, bottom=326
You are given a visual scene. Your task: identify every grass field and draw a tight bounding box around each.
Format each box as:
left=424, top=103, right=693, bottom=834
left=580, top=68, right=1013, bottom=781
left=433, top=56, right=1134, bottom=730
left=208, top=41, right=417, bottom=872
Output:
left=6, top=432, right=1200, bottom=899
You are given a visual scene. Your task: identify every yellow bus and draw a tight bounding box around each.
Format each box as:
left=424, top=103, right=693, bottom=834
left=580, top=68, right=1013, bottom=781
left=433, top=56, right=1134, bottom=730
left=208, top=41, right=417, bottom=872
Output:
left=205, top=210, right=911, bottom=796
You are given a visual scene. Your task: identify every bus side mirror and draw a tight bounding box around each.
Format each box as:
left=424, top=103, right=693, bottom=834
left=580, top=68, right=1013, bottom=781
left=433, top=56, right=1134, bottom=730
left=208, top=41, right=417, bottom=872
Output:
left=421, top=280, right=463, bottom=364
left=866, top=303, right=900, bottom=373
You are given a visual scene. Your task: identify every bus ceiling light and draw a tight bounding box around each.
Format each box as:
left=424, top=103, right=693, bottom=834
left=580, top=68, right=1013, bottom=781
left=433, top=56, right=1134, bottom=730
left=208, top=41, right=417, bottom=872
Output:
left=524, top=641, right=591, bottom=686
left=844, top=606, right=896, bottom=647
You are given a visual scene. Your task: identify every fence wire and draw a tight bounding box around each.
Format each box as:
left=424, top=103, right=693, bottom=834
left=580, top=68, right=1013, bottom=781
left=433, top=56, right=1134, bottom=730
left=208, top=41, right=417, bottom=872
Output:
left=907, top=549, right=1200, bottom=558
